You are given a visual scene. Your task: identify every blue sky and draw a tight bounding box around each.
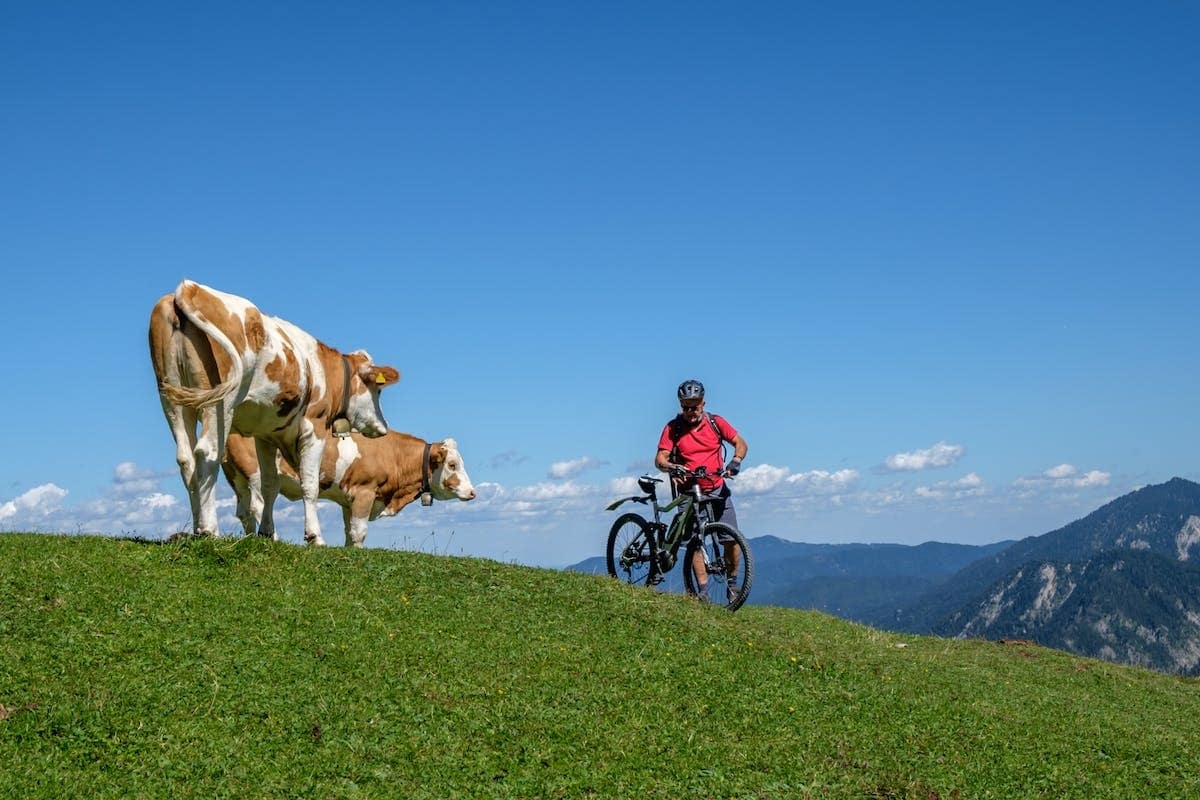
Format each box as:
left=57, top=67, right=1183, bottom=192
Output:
left=2, top=2, right=1197, bottom=566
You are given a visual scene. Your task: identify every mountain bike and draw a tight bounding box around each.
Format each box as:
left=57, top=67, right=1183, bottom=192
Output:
left=605, top=466, right=753, bottom=611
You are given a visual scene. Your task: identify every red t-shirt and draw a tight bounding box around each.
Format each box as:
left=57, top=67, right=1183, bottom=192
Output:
left=658, top=413, right=738, bottom=492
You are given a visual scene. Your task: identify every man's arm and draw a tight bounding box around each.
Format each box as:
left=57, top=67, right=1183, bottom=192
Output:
left=655, top=448, right=678, bottom=472
left=725, top=435, right=749, bottom=475
left=731, top=435, right=748, bottom=461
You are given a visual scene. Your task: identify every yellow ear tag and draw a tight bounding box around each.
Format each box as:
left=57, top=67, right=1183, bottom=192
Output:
left=375, top=372, right=387, bottom=385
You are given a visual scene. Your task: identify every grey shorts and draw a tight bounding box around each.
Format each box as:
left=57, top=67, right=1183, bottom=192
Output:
left=706, top=483, right=739, bottom=532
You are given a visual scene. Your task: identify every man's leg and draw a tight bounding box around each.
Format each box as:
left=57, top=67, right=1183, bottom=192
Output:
left=690, top=548, right=711, bottom=601
left=715, top=490, right=742, bottom=600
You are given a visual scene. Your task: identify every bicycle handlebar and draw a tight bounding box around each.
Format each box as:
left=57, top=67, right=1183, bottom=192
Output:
left=667, top=465, right=734, bottom=480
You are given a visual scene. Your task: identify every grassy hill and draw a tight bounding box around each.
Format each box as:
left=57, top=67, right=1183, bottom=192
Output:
left=2, top=534, right=1199, bottom=799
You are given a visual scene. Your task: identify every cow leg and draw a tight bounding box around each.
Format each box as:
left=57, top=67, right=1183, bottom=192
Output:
left=297, top=429, right=326, bottom=546
left=223, top=461, right=260, bottom=536
left=192, top=403, right=233, bottom=536
left=160, top=398, right=202, bottom=533
left=345, top=491, right=373, bottom=548
left=254, top=438, right=281, bottom=541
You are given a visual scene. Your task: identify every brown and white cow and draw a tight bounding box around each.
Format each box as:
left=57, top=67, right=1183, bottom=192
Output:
left=222, top=431, right=475, bottom=547
left=149, top=280, right=400, bottom=543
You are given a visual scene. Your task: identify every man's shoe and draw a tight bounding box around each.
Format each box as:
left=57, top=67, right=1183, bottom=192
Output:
left=726, top=583, right=740, bottom=604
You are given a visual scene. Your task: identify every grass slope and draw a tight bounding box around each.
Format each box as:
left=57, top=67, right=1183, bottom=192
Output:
left=2, top=533, right=1199, bottom=799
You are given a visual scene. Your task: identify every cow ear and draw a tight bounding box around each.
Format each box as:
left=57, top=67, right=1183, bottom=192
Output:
left=360, top=365, right=400, bottom=387
left=429, top=443, right=446, bottom=469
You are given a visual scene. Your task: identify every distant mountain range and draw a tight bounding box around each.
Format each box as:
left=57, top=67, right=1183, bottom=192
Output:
left=567, top=535, right=1012, bottom=618
left=882, top=477, right=1200, bottom=674
left=572, top=477, right=1200, bottom=674
left=934, top=549, right=1200, bottom=673
left=567, top=536, right=1013, bottom=618
left=731, top=537, right=1014, bottom=621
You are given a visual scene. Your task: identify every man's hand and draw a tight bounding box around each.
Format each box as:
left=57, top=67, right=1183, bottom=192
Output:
left=725, top=458, right=742, bottom=477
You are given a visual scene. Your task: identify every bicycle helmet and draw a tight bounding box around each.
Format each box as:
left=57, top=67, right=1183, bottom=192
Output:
left=677, top=379, right=705, bottom=401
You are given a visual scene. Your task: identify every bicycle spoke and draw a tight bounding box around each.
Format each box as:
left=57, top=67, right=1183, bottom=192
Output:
left=606, top=513, right=655, bottom=586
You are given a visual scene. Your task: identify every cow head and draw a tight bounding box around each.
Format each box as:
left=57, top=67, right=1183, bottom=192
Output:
left=344, top=350, right=400, bottom=438
left=428, top=438, right=476, bottom=501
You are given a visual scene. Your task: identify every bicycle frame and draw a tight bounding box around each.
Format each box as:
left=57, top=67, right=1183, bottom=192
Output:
left=606, top=474, right=721, bottom=574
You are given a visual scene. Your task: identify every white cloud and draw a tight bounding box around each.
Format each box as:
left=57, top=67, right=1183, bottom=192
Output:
left=121, top=493, right=180, bottom=524
left=885, top=442, right=965, bottom=472
left=1014, top=465, right=1112, bottom=492
left=859, top=486, right=906, bottom=513
left=1072, top=470, right=1111, bottom=488
left=514, top=480, right=596, bottom=501
left=0, top=483, right=69, bottom=522
left=737, top=464, right=791, bottom=495
left=547, top=456, right=607, bottom=479
left=608, top=476, right=643, bottom=496
left=915, top=472, right=986, bottom=500
left=956, top=472, right=985, bottom=488
left=112, top=461, right=163, bottom=496
left=785, top=469, right=861, bottom=496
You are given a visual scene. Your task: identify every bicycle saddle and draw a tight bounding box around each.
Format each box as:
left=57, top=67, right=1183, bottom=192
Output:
left=637, top=475, right=663, bottom=493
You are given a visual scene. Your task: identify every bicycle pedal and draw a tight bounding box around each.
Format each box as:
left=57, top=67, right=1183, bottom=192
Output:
left=647, top=572, right=665, bottom=586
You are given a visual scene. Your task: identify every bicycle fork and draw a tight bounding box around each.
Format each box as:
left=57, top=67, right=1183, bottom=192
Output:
left=646, top=522, right=669, bottom=583
left=696, top=530, right=729, bottom=581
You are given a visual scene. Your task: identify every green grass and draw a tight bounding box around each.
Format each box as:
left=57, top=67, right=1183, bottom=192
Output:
left=1, top=533, right=1198, bottom=799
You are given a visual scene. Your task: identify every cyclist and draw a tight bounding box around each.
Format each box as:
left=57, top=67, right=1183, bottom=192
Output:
left=654, top=379, right=749, bottom=603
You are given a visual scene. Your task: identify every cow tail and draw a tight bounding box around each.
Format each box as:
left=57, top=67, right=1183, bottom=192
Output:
left=159, top=284, right=245, bottom=410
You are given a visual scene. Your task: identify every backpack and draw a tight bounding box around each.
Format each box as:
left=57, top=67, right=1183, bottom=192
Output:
left=667, top=412, right=728, bottom=468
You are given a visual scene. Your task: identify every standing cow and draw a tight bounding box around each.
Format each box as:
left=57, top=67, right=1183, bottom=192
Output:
left=222, top=431, right=476, bottom=547
left=149, top=280, right=400, bottom=543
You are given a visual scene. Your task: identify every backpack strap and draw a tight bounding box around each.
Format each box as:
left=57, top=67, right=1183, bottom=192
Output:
left=668, top=413, right=728, bottom=464
left=706, top=413, right=728, bottom=464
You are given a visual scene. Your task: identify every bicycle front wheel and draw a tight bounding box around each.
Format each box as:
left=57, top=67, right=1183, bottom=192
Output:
left=606, top=512, right=656, bottom=586
left=683, top=522, right=754, bottom=611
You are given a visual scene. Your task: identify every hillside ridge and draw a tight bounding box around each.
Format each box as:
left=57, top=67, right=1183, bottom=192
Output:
left=2, top=532, right=1200, bottom=798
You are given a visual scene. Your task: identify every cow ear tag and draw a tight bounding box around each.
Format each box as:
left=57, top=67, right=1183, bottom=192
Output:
left=333, top=418, right=352, bottom=439
left=375, top=372, right=387, bottom=384
left=420, top=492, right=433, bottom=506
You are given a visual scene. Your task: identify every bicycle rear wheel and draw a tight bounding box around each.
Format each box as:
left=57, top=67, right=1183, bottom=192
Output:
left=606, top=512, right=656, bottom=586
left=683, top=522, right=753, bottom=611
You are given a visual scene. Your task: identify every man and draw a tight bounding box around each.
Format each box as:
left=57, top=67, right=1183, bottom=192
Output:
left=655, top=379, right=749, bottom=603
